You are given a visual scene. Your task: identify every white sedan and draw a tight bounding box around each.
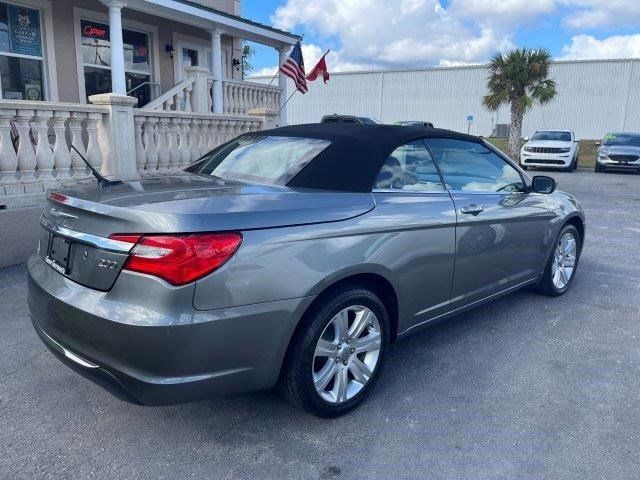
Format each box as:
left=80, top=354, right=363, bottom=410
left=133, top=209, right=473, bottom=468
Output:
left=520, top=130, right=579, bottom=172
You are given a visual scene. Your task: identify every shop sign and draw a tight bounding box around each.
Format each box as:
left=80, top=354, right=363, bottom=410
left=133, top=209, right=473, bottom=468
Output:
left=8, top=5, right=42, bottom=57
left=83, top=23, right=109, bottom=39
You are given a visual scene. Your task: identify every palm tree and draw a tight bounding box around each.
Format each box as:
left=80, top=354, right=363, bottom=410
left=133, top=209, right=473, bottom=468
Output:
left=483, top=48, right=557, bottom=159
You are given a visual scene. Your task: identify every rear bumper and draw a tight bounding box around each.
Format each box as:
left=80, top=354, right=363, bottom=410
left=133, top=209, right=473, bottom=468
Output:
left=27, top=254, right=314, bottom=406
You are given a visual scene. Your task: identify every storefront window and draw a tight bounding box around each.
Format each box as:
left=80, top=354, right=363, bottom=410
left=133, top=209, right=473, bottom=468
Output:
left=81, top=19, right=152, bottom=106
left=0, top=2, right=44, bottom=100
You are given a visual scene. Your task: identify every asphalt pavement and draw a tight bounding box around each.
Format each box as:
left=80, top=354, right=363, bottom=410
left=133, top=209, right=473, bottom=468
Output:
left=1, top=168, right=639, bottom=479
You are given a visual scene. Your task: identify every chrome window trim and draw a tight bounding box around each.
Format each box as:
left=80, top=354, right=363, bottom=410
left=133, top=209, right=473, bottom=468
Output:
left=40, top=217, right=133, bottom=253
left=371, top=188, right=448, bottom=195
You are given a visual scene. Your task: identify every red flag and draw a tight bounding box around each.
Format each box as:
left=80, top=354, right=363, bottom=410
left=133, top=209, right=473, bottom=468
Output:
left=306, top=53, right=330, bottom=83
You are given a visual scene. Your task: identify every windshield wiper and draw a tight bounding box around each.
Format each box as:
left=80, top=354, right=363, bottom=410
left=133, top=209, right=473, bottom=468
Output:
left=70, top=145, right=122, bottom=188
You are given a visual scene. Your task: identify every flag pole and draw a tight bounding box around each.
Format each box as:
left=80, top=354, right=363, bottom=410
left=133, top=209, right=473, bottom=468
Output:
left=279, top=89, right=297, bottom=113
left=264, top=33, right=305, bottom=89
left=279, top=45, right=328, bottom=113
left=253, top=34, right=304, bottom=108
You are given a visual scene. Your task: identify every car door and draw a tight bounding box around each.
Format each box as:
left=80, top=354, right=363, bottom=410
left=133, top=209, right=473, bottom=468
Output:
left=424, top=137, right=553, bottom=308
left=371, top=140, right=456, bottom=331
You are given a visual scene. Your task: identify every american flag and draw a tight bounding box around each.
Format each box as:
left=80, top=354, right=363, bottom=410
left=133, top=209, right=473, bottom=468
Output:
left=279, top=41, right=308, bottom=94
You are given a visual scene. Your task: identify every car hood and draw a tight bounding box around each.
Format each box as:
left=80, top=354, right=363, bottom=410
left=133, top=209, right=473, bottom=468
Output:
left=47, top=174, right=375, bottom=236
left=599, top=145, right=640, bottom=155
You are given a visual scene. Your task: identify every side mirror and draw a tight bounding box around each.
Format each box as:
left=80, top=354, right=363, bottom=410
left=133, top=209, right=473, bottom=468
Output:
left=531, top=175, right=556, bottom=194
left=594, top=141, right=601, bottom=147
left=523, top=136, right=530, bottom=142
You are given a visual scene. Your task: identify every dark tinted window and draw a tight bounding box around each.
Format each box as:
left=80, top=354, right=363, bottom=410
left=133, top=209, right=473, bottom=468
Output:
left=375, top=140, right=444, bottom=191
left=425, top=138, right=525, bottom=192
left=531, top=131, right=571, bottom=142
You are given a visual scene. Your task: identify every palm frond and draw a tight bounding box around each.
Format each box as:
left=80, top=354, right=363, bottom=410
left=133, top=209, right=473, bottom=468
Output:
left=530, top=79, right=557, bottom=104
left=483, top=47, right=556, bottom=113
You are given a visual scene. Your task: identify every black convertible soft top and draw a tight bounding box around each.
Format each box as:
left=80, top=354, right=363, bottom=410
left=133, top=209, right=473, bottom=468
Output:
left=263, top=123, right=483, bottom=192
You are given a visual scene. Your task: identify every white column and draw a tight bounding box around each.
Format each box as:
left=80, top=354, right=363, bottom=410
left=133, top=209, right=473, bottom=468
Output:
left=278, top=46, right=289, bottom=125
left=89, top=93, right=138, bottom=177
left=101, top=0, right=127, bottom=95
left=210, top=30, right=223, bottom=114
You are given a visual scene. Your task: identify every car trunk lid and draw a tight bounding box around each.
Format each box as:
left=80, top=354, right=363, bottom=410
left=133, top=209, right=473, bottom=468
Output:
left=39, top=174, right=374, bottom=291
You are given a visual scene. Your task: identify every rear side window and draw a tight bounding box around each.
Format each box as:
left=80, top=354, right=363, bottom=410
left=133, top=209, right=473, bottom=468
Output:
left=191, top=135, right=331, bottom=185
left=375, top=140, right=444, bottom=191
left=425, top=138, right=525, bottom=193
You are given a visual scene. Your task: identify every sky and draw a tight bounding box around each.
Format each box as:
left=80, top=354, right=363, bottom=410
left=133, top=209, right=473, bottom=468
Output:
left=242, top=0, right=640, bottom=77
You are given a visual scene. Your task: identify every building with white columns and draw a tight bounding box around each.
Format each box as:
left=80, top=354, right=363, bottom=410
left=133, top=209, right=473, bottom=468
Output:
left=0, top=0, right=296, bottom=107
left=0, top=0, right=298, bottom=209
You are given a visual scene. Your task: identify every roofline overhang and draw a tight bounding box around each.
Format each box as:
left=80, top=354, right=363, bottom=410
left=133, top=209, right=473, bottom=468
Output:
left=127, top=0, right=299, bottom=48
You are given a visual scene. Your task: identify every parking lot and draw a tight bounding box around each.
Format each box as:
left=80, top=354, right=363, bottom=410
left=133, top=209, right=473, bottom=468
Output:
left=1, top=168, right=639, bottom=480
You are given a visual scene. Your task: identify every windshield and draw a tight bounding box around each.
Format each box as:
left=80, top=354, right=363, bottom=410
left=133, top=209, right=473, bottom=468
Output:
left=602, top=133, right=640, bottom=147
left=186, top=136, right=331, bottom=185
left=531, top=131, right=571, bottom=142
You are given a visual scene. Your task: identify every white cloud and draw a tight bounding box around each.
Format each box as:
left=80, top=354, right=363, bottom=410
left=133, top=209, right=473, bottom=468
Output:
left=270, top=0, right=519, bottom=69
left=263, top=0, right=640, bottom=74
left=248, top=42, right=376, bottom=79
left=560, top=0, right=640, bottom=29
left=560, top=34, right=640, bottom=60
left=449, top=0, right=556, bottom=25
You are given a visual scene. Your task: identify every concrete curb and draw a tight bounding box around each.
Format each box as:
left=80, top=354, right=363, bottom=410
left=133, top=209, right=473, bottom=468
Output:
left=0, top=206, right=42, bottom=268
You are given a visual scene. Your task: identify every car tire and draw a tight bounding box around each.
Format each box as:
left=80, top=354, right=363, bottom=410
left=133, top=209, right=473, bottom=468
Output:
left=573, top=155, right=579, bottom=170
left=521, top=164, right=528, bottom=171
left=595, top=163, right=605, bottom=173
left=279, top=285, right=389, bottom=417
left=536, top=224, right=582, bottom=297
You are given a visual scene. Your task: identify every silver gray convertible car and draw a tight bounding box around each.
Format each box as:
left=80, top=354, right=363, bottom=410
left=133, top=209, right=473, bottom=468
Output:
left=28, top=124, right=585, bottom=417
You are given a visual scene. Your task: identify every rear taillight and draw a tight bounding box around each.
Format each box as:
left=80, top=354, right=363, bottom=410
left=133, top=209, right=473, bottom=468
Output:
left=109, top=233, right=242, bottom=286
left=48, top=192, right=68, bottom=204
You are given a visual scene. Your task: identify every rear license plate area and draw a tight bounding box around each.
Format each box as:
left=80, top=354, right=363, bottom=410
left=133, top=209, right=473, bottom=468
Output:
left=46, top=234, right=71, bottom=274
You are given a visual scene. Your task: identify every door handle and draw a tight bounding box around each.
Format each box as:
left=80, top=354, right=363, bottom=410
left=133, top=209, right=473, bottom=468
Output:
left=460, top=204, right=484, bottom=215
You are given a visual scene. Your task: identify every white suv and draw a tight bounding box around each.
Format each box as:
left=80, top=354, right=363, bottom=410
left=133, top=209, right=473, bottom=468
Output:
left=520, top=130, right=579, bottom=172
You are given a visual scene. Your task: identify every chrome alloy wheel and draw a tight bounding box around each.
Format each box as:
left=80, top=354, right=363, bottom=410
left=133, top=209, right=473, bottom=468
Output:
left=312, top=305, right=382, bottom=404
left=552, top=231, right=577, bottom=290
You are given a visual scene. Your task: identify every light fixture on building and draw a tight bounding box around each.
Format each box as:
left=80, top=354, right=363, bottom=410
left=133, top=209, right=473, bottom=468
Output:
left=232, top=58, right=241, bottom=71
left=165, top=44, right=175, bottom=58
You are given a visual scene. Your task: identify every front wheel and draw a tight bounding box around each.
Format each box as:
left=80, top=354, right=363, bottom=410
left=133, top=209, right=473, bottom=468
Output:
left=595, top=163, right=605, bottom=173
left=537, top=224, right=581, bottom=296
left=279, top=285, right=389, bottom=417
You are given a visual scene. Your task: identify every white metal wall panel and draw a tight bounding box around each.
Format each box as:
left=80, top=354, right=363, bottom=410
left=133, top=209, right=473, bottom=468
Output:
left=251, top=59, right=640, bottom=140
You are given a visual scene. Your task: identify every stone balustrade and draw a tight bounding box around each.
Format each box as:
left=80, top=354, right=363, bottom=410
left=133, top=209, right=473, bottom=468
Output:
left=222, top=79, right=281, bottom=115
left=144, top=77, right=196, bottom=113
left=145, top=74, right=282, bottom=117
left=0, top=101, right=108, bottom=208
left=0, top=94, right=276, bottom=209
left=133, top=111, right=262, bottom=176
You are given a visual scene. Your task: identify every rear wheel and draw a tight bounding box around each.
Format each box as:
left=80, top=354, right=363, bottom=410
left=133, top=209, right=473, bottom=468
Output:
left=279, top=285, right=388, bottom=417
left=536, top=224, right=581, bottom=296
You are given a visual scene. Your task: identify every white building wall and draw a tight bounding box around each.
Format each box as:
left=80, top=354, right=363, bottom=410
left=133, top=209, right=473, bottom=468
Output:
left=252, top=59, right=640, bottom=140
